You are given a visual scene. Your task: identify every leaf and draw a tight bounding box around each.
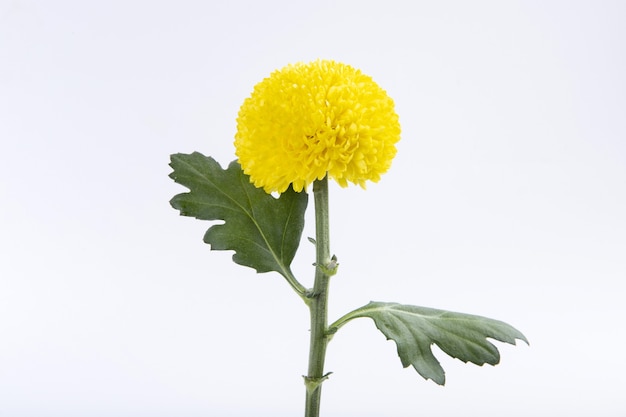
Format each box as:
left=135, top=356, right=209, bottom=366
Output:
left=341, top=301, right=528, bottom=385
left=169, top=152, right=308, bottom=278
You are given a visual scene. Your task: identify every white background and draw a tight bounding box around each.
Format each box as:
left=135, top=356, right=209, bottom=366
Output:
left=1, top=1, right=625, bottom=416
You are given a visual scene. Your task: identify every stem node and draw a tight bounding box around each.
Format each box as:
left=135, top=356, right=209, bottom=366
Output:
left=303, top=372, right=333, bottom=394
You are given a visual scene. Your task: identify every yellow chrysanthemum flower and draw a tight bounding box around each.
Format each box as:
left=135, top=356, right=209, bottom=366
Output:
left=235, top=60, right=401, bottom=193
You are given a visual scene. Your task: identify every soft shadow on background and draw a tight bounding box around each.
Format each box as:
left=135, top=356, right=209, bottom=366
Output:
left=1, top=1, right=624, bottom=416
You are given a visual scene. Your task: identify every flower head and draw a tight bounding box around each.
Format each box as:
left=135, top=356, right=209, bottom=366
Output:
left=235, top=60, right=401, bottom=193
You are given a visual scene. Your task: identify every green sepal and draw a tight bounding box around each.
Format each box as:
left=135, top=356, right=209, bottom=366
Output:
left=333, top=301, right=528, bottom=385
left=169, top=152, right=308, bottom=279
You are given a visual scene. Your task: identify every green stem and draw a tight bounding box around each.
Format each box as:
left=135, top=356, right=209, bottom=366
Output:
left=304, top=177, right=332, bottom=417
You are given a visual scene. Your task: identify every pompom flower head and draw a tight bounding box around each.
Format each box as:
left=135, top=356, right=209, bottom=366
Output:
left=235, top=60, right=401, bottom=193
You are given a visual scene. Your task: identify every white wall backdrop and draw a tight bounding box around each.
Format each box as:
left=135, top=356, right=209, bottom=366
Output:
left=1, top=1, right=625, bottom=416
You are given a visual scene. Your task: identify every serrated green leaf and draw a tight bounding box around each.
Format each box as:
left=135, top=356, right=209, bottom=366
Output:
left=169, top=152, right=308, bottom=280
left=338, top=301, right=528, bottom=385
